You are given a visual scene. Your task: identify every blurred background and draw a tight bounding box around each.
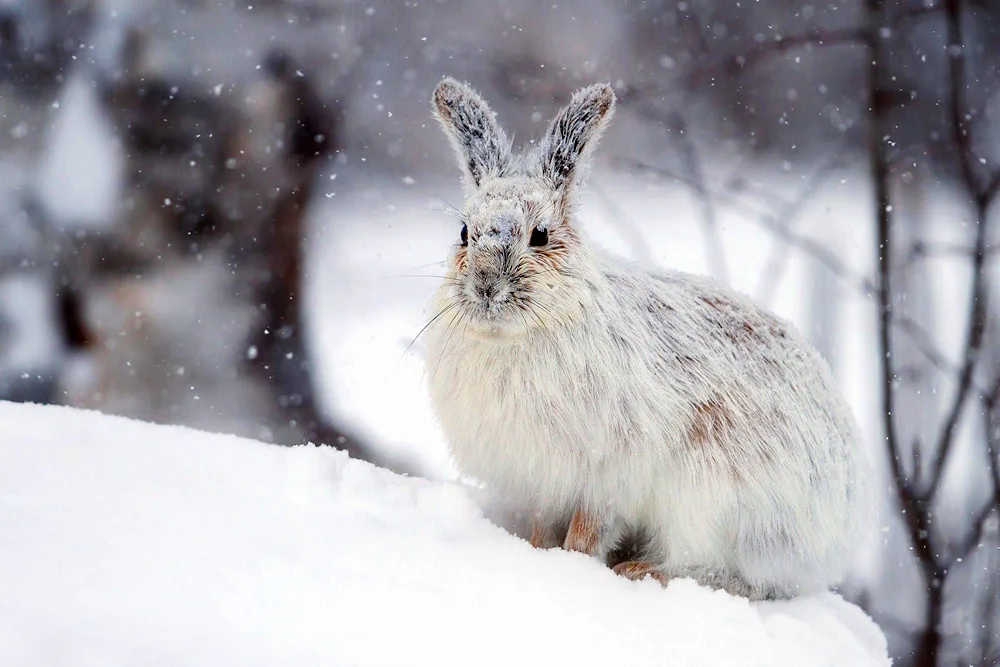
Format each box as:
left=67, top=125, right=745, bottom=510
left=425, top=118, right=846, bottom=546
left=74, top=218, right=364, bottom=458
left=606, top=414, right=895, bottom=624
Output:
left=1, top=0, right=998, bottom=664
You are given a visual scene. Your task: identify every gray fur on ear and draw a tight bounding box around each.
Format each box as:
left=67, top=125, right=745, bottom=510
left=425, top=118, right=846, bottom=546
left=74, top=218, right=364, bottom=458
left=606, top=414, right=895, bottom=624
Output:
left=432, top=77, right=513, bottom=189
left=536, top=83, right=615, bottom=196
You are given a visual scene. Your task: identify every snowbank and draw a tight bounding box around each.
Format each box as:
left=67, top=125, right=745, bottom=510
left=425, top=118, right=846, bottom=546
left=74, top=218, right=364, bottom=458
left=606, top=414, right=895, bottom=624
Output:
left=0, top=402, right=889, bottom=666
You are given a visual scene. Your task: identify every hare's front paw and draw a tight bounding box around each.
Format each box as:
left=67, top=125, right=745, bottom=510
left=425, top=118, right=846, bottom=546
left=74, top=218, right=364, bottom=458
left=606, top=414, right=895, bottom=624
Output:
left=529, top=513, right=561, bottom=549
left=562, top=508, right=602, bottom=556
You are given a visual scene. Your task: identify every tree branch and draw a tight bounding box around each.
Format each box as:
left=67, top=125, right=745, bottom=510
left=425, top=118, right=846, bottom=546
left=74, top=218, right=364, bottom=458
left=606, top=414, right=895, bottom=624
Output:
left=984, top=170, right=1000, bottom=208
left=864, top=0, right=947, bottom=600
left=921, top=0, right=994, bottom=501
left=755, top=142, right=850, bottom=305
left=619, top=157, right=877, bottom=293
left=677, top=27, right=866, bottom=89
left=667, top=111, right=730, bottom=284
left=956, top=383, right=1000, bottom=561
left=617, top=156, right=986, bottom=394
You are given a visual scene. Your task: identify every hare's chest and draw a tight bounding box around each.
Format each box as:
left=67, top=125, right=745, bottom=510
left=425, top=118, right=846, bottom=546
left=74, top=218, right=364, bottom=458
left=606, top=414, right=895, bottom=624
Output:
left=432, top=337, right=605, bottom=492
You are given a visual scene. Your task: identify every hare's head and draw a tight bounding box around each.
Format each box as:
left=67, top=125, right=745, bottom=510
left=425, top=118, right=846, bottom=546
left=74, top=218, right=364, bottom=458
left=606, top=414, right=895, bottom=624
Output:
left=432, top=78, right=615, bottom=336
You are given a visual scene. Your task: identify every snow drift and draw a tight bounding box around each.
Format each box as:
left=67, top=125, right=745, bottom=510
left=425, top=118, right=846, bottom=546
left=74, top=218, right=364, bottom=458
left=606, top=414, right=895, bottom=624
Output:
left=0, top=401, right=889, bottom=666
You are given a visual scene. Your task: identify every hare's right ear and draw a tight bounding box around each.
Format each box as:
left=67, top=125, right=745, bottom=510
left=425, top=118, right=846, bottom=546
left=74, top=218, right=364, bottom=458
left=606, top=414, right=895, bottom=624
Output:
left=432, top=78, right=512, bottom=189
left=537, top=84, right=615, bottom=211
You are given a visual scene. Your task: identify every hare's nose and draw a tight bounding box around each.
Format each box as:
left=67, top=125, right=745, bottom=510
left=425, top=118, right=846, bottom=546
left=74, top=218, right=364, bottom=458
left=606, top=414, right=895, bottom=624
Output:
left=476, top=284, right=496, bottom=301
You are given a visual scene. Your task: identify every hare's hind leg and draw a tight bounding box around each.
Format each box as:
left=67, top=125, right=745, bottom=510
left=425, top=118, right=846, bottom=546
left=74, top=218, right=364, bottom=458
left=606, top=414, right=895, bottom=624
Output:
left=612, top=561, right=766, bottom=598
left=612, top=560, right=669, bottom=585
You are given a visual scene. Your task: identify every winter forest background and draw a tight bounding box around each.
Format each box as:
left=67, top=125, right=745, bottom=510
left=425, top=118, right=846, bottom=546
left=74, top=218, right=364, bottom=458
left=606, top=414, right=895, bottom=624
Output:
left=0, top=0, right=998, bottom=665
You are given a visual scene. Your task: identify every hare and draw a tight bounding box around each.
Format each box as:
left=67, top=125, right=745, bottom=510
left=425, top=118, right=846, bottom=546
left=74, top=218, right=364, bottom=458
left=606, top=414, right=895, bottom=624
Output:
left=424, top=78, right=871, bottom=600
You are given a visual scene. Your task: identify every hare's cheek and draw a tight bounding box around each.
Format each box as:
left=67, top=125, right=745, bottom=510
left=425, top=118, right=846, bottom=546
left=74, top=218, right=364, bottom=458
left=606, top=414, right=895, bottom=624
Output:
left=452, top=248, right=468, bottom=273
left=530, top=250, right=564, bottom=280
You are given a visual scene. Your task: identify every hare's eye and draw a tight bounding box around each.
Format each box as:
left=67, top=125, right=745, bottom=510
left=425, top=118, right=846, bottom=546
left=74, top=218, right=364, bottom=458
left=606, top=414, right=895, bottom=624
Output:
left=460, top=224, right=468, bottom=246
left=529, top=227, right=548, bottom=247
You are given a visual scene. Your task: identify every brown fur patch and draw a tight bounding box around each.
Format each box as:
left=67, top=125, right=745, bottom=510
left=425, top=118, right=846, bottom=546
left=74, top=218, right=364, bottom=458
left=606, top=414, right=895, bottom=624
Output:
left=688, top=398, right=737, bottom=447
left=530, top=515, right=558, bottom=549
left=699, top=294, right=778, bottom=347
left=535, top=224, right=578, bottom=273
left=612, top=561, right=669, bottom=585
left=563, top=508, right=601, bottom=555
left=647, top=295, right=676, bottom=317
left=700, top=295, right=726, bottom=311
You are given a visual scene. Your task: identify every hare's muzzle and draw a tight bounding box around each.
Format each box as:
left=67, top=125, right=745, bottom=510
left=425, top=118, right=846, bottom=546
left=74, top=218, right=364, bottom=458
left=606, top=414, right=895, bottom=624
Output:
left=464, top=239, right=515, bottom=318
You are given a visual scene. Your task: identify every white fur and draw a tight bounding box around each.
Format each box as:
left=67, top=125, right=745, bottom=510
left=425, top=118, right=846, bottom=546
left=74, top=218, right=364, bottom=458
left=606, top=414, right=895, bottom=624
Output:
left=425, top=79, right=872, bottom=600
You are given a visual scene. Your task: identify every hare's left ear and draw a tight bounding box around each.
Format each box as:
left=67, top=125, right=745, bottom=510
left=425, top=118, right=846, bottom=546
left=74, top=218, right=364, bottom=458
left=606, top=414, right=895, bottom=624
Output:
left=432, top=78, right=513, bottom=190
left=537, top=83, right=615, bottom=208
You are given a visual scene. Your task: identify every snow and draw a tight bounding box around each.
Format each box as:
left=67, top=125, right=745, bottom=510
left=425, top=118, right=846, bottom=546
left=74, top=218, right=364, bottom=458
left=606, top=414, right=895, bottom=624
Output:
left=0, top=401, right=889, bottom=666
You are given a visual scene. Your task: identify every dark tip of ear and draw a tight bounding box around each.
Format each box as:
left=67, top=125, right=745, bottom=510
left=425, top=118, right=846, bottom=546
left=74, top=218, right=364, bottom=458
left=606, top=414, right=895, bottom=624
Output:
left=432, top=77, right=471, bottom=119
left=572, top=83, right=616, bottom=118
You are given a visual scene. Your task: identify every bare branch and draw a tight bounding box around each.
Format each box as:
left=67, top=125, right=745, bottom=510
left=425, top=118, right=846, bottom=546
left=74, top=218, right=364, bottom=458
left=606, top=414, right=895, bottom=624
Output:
left=895, top=4, right=944, bottom=23
left=956, top=499, right=997, bottom=561
left=901, top=241, right=1000, bottom=271
left=590, top=184, right=656, bottom=265
left=922, top=0, right=993, bottom=501
left=755, top=142, right=850, bottom=305
left=893, top=316, right=962, bottom=378
left=620, top=27, right=867, bottom=107
left=618, top=156, right=986, bottom=398
left=619, top=157, right=877, bottom=294
left=677, top=27, right=866, bottom=90
left=863, top=4, right=947, bottom=611
left=911, top=437, right=923, bottom=490
left=984, top=170, right=1000, bottom=208
left=956, top=384, right=1000, bottom=561
left=986, top=379, right=1000, bottom=496
left=667, top=111, right=730, bottom=285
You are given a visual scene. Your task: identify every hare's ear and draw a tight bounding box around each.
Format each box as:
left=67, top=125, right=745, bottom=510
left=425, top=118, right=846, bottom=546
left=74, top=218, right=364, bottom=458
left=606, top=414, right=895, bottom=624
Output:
left=432, top=78, right=513, bottom=189
left=537, top=83, right=615, bottom=206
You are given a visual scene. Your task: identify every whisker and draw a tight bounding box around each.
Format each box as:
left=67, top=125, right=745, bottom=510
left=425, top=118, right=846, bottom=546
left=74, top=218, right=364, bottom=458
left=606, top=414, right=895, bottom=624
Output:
left=397, top=274, right=462, bottom=283
left=524, top=302, right=547, bottom=331
left=435, top=195, right=460, bottom=210
left=517, top=308, right=533, bottom=336
left=431, top=306, right=468, bottom=383
left=402, top=301, right=459, bottom=360
left=527, top=298, right=564, bottom=328
left=433, top=196, right=464, bottom=220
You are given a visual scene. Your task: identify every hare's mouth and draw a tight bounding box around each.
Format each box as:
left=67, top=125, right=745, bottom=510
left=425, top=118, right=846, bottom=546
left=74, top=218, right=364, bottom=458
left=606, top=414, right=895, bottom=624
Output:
left=462, top=277, right=514, bottom=315
left=465, top=292, right=514, bottom=322
left=453, top=285, right=537, bottom=337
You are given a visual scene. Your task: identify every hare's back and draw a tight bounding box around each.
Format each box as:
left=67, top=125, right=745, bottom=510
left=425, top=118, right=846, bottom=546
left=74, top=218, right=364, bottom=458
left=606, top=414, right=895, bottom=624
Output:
left=605, top=266, right=858, bottom=453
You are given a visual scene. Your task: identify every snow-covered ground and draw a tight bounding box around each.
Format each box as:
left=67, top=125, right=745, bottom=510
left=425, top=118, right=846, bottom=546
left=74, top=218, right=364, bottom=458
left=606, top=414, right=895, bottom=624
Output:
left=0, top=401, right=888, bottom=666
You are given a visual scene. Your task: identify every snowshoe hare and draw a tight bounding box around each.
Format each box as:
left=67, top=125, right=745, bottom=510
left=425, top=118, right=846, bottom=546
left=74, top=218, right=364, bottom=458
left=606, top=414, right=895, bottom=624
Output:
left=424, top=78, right=872, bottom=600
